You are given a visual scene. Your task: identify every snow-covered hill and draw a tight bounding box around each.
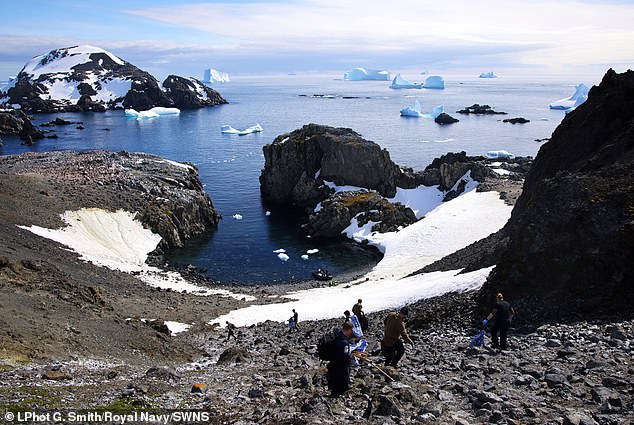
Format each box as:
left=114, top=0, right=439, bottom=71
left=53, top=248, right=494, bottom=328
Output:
left=0, top=45, right=227, bottom=112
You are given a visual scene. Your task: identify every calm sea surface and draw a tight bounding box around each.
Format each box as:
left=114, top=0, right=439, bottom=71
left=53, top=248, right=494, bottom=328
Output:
left=0, top=73, right=596, bottom=284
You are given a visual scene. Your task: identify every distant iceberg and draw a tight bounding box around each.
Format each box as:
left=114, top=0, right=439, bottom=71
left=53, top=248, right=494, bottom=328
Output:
left=390, top=74, right=422, bottom=89
left=343, top=67, right=390, bottom=81
left=423, top=75, right=445, bottom=89
left=221, top=124, right=263, bottom=135
left=203, top=67, right=230, bottom=84
left=400, top=100, right=423, bottom=117
left=549, top=83, right=589, bottom=110
left=479, top=71, right=497, bottom=78
left=125, top=107, right=180, bottom=120
left=486, top=150, right=515, bottom=159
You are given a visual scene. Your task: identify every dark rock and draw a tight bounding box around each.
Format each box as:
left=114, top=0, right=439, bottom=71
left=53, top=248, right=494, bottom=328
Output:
left=0, top=110, right=45, bottom=141
left=247, top=387, right=265, bottom=398
left=146, top=319, right=171, bottom=335
left=478, top=69, right=634, bottom=323
left=545, top=373, right=568, bottom=388
left=434, top=112, right=459, bottom=124
left=162, top=75, right=227, bottom=109
left=457, top=104, right=507, bottom=115
left=375, top=395, right=402, bottom=417
left=563, top=412, right=598, bottom=425
left=502, top=117, right=530, bottom=124
left=145, top=366, right=181, bottom=381
left=217, top=347, right=251, bottom=364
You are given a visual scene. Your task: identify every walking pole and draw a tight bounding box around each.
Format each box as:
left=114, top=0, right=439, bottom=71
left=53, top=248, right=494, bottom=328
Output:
left=353, top=352, right=395, bottom=382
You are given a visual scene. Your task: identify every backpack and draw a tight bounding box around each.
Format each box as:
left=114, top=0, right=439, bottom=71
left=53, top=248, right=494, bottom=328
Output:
left=317, top=330, right=337, bottom=361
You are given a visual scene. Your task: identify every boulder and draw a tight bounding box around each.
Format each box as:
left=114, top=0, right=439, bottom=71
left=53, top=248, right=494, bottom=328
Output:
left=304, top=190, right=417, bottom=238
left=478, top=69, right=634, bottom=323
left=0, top=110, right=45, bottom=142
left=502, top=117, right=530, bottom=124
left=435, top=113, right=459, bottom=125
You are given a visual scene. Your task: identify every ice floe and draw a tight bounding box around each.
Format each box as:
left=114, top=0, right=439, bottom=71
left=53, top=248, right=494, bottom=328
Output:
left=232, top=214, right=243, bottom=220
left=277, top=253, right=290, bottom=262
left=423, top=75, right=445, bottom=89
left=486, top=150, right=516, bottom=159
left=306, top=249, right=319, bottom=254
left=221, top=124, right=263, bottom=135
left=125, top=107, right=180, bottom=120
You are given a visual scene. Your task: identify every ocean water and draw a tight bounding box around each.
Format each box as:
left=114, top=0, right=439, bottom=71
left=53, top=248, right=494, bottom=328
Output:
left=0, top=73, right=589, bottom=284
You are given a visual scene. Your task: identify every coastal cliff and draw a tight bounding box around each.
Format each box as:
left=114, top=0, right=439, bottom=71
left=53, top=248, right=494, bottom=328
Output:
left=479, top=69, right=634, bottom=322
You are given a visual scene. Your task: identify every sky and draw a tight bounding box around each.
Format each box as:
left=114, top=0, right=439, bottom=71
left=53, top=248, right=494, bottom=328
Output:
left=1, top=0, right=633, bottom=81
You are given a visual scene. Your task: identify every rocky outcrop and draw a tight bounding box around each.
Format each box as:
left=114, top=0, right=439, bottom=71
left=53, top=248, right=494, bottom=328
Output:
left=0, top=151, right=221, bottom=250
left=260, top=124, right=408, bottom=207
left=0, top=110, right=45, bottom=144
left=162, top=75, right=228, bottom=109
left=304, top=190, right=417, bottom=238
left=478, top=69, right=634, bottom=323
left=457, top=104, right=507, bottom=115
left=0, top=46, right=227, bottom=113
left=503, top=117, right=530, bottom=124
left=434, top=112, right=459, bottom=125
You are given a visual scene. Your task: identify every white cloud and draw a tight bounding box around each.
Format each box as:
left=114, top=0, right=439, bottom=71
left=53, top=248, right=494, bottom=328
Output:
left=124, top=0, right=634, bottom=68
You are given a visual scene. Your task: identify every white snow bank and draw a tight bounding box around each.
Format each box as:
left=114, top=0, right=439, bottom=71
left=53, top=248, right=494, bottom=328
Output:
left=203, top=67, right=230, bottom=84
left=424, top=75, right=445, bottom=89
left=479, top=71, right=497, bottom=78
left=390, top=74, right=422, bottom=89
left=165, top=321, right=191, bottom=335
left=221, top=124, right=263, bottom=135
left=343, top=68, right=390, bottom=81
left=550, top=83, right=589, bottom=110
left=18, top=208, right=254, bottom=301
left=211, top=267, right=493, bottom=327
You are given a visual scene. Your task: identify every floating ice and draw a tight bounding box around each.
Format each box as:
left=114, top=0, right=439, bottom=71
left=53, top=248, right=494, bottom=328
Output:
left=343, top=68, right=390, bottom=81
left=265, top=211, right=271, bottom=216
left=136, top=110, right=160, bottom=119
left=149, top=107, right=180, bottom=115
left=277, top=253, right=290, bottom=262
left=221, top=124, right=263, bottom=135
left=125, top=109, right=139, bottom=117
left=203, top=67, right=230, bottom=84
left=479, top=71, right=497, bottom=78
left=390, top=74, right=422, bottom=89
left=423, top=75, right=445, bottom=89
left=232, top=214, right=243, bottom=220
left=301, top=255, right=309, bottom=260
left=565, top=94, right=588, bottom=114
left=307, top=249, right=319, bottom=254
left=273, top=249, right=286, bottom=253
left=486, top=150, right=515, bottom=159
left=400, top=100, right=423, bottom=117
left=549, top=83, right=589, bottom=110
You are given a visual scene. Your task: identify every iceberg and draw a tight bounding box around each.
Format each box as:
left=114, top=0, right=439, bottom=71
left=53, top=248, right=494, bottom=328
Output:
left=277, top=253, right=290, bottom=262
left=549, top=83, right=589, bottom=110
left=565, top=94, right=588, bottom=114
left=343, top=67, right=390, bottom=81
left=423, top=75, right=445, bottom=89
left=221, top=123, right=263, bottom=135
left=390, top=74, right=422, bottom=89
left=149, top=107, right=180, bottom=115
left=400, top=100, right=423, bottom=117
left=125, top=107, right=180, bottom=120
left=479, top=71, right=497, bottom=78
left=203, top=67, right=230, bottom=84
left=486, top=150, right=515, bottom=160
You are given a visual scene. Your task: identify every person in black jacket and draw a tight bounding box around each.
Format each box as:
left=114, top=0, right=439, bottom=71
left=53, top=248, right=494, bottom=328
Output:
left=327, top=321, right=354, bottom=397
left=484, top=293, right=515, bottom=350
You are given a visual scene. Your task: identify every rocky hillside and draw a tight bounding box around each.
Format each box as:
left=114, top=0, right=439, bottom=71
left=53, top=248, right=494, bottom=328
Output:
left=0, top=151, right=221, bottom=251
left=0, top=45, right=227, bottom=112
left=479, top=69, right=634, bottom=323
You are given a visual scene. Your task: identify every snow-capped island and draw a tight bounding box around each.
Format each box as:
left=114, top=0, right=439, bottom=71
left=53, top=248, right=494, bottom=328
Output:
left=0, top=45, right=227, bottom=113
